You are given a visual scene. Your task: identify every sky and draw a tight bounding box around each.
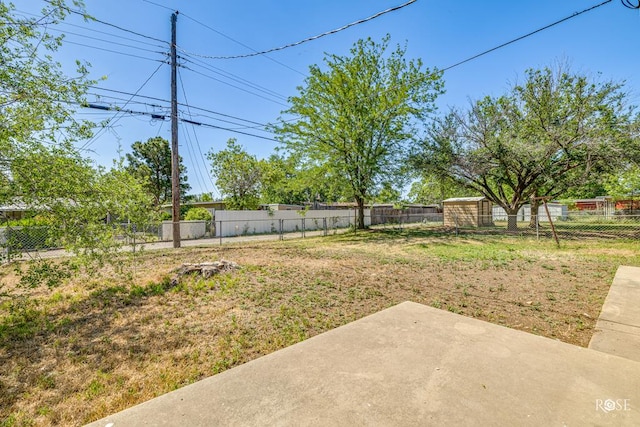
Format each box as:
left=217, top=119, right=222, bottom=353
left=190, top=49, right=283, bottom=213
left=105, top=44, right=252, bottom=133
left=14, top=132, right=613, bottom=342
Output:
left=16, top=0, right=640, bottom=198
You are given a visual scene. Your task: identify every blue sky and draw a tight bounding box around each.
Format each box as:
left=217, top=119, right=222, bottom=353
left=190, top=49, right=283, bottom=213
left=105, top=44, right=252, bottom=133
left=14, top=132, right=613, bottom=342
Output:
left=18, top=0, right=640, bottom=197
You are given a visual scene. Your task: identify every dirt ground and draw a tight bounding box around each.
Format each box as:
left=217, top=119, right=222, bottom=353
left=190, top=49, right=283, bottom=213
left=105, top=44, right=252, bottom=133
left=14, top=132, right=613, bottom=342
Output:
left=1, top=229, right=638, bottom=425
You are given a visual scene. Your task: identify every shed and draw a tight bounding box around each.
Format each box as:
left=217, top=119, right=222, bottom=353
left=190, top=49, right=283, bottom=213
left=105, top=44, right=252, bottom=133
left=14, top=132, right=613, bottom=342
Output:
left=443, top=197, right=493, bottom=227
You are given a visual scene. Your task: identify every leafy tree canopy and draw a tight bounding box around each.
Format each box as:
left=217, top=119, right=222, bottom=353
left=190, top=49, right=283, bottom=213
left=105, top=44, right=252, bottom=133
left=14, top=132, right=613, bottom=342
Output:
left=207, top=138, right=262, bottom=210
left=412, top=64, right=637, bottom=229
left=274, top=35, right=444, bottom=228
left=0, top=1, right=158, bottom=273
left=407, top=174, right=471, bottom=205
left=125, top=137, right=190, bottom=206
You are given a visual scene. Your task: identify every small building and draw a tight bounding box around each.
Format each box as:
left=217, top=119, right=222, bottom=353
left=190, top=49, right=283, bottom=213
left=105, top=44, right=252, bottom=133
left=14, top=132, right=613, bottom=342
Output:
left=574, top=196, right=614, bottom=212
left=443, top=197, right=493, bottom=227
left=0, top=202, right=29, bottom=221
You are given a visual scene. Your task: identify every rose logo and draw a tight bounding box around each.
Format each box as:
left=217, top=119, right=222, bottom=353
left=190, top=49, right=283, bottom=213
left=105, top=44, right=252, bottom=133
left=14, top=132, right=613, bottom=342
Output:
left=603, top=399, right=616, bottom=413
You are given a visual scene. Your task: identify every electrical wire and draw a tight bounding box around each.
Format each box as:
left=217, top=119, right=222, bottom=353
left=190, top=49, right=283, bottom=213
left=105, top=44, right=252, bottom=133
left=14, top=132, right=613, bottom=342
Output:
left=177, top=11, right=305, bottom=77
left=442, top=0, right=613, bottom=71
left=178, top=68, right=217, bottom=194
left=179, top=54, right=288, bottom=101
left=42, top=0, right=169, bottom=45
left=179, top=64, right=289, bottom=107
left=621, top=0, right=640, bottom=8
left=62, top=39, right=166, bottom=62
left=88, top=85, right=270, bottom=127
left=79, top=102, right=280, bottom=143
left=179, top=0, right=417, bottom=60
left=180, top=123, right=207, bottom=195
left=80, top=61, right=166, bottom=150
left=15, top=8, right=166, bottom=49
left=46, top=26, right=165, bottom=55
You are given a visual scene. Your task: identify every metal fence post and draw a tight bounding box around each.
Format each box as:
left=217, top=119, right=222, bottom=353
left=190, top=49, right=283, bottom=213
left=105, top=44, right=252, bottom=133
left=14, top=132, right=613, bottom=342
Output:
left=279, top=219, right=283, bottom=240
left=455, top=214, right=458, bottom=237
left=219, top=220, right=223, bottom=245
left=132, top=224, right=136, bottom=254
left=323, top=217, right=327, bottom=236
left=302, top=218, right=305, bottom=238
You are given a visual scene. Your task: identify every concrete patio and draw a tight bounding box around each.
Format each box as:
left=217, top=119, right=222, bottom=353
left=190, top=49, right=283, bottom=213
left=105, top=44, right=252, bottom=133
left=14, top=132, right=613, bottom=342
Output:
left=87, top=267, right=640, bottom=426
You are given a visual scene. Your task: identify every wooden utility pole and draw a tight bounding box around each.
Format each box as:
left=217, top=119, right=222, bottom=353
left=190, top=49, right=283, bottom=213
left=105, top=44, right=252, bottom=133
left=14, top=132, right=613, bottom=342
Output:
left=170, top=11, right=181, bottom=248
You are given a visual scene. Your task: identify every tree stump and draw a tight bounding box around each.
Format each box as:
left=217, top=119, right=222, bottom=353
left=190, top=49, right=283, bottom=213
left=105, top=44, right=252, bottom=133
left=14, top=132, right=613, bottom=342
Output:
left=170, top=260, right=239, bottom=286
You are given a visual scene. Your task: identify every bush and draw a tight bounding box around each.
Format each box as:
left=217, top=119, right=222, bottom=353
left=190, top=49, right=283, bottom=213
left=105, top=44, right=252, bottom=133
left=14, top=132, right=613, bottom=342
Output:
left=184, top=207, right=212, bottom=221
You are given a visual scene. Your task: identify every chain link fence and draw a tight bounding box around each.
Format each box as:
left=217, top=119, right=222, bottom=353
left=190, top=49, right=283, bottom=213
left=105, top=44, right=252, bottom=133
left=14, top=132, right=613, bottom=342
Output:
left=3, top=209, right=637, bottom=263
left=363, top=210, right=640, bottom=241
left=0, top=221, right=165, bottom=263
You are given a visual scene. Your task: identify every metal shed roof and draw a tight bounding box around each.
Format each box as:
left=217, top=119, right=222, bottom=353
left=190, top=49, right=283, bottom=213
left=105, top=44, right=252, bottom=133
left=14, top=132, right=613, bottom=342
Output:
left=443, top=197, right=487, bottom=203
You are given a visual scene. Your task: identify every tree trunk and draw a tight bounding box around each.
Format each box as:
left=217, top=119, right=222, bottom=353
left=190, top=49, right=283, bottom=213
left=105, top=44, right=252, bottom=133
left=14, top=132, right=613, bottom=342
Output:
left=529, top=198, right=540, bottom=229
left=355, top=196, right=366, bottom=229
left=506, top=208, right=519, bottom=232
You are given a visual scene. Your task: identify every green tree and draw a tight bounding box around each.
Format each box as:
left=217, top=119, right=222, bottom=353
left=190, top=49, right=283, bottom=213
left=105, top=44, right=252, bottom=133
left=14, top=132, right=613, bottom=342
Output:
left=412, top=66, right=635, bottom=230
left=274, top=36, right=444, bottom=228
left=258, top=154, right=343, bottom=206
left=0, top=2, right=159, bottom=279
left=1, top=0, right=93, bottom=208
left=605, top=165, right=640, bottom=211
left=407, top=174, right=470, bottom=205
left=371, top=181, right=402, bottom=204
left=125, top=137, right=190, bottom=206
left=208, top=138, right=262, bottom=210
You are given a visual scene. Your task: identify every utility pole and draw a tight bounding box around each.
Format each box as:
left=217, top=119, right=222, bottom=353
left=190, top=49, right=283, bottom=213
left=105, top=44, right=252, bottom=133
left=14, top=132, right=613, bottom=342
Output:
left=170, top=11, right=181, bottom=248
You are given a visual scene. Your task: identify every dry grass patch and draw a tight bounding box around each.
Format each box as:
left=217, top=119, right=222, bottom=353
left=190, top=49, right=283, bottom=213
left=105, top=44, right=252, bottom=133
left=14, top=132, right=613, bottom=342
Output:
left=1, top=228, right=639, bottom=425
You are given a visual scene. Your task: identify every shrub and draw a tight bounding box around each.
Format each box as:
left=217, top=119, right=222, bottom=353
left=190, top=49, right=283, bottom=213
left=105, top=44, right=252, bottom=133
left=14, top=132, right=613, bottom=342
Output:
left=184, top=207, right=212, bottom=221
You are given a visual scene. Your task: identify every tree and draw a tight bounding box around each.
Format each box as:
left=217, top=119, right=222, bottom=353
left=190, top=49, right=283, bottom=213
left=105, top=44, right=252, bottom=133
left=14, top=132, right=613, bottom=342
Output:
left=407, top=174, right=470, bottom=205
left=412, top=66, right=635, bottom=230
left=258, top=153, right=346, bottom=206
left=371, top=181, right=402, bottom=204
left=274, top=36, right=444, bottom=229
left=208, top=139, right=263, bottom=210
left=126, top=137, right=190, bottom=206
left=0, top=2, right=159, bottom=279
left=605, top=165, right=640, bottom=211
left=1, top=0, right=93, bottom=207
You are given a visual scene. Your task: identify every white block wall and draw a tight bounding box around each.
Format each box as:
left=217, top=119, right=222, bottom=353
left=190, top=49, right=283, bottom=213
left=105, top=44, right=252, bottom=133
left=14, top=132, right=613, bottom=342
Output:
left=161, top=220, right=207, bottom=241
left=214, top=209, right=370, bottom=237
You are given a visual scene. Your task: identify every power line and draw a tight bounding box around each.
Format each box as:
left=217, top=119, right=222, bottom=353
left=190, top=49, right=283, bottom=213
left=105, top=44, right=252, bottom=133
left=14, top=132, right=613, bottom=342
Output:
left=88, top=85, right=271, bottom=127
left=179, top=54, right=288, bottom=101
left=178, top=68, right=217, bottom=194
left=46, top=26, right=165, bottom=56
left=177, top=11, right=306, bottom=77
left=140, top=0, right=175, bottom=12
left=79, top=102, right=280, bottom=143
left=179, top=64, right=289, bottom=107
left=621, top=0, right=640, bottom=8
left=442, top=0, right=613, bottom=72
left=182, top=120, right=280, bottom=142
left=63, top=39, right=166, bottom=62
left=15, top=8, right=166, bottom=49
left=179, top=0, right=417, bottom=60
left=43, top=0, right=169, bottom=45
left=81, top=62, right=166, bottom=150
